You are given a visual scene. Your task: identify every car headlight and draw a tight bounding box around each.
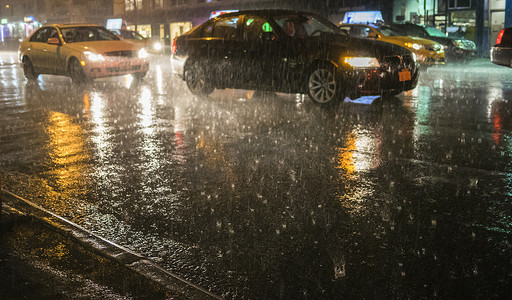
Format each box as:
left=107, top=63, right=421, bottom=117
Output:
left=452, top=39, right=476, bottom=50
left=83, top=51, right=105, bottom=62
left=404, top=42, right=422, bottom=50
left=153, top=42, right=162, bottom=51
left=138, top=48, right=149, bottom=59
left=344, top=57, right=380, bottom=68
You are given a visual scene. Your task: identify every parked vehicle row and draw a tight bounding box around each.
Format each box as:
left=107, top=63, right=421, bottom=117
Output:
left=171, top=9, right=419, bottom=105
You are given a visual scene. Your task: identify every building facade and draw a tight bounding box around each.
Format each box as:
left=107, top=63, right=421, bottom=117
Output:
left=0, top=0, right=113, bottom=46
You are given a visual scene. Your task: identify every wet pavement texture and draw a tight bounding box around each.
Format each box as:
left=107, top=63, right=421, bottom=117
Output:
left=1, top=51, right=512, bottom=298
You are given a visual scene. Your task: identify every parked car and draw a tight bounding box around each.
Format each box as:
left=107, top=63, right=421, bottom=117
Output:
left=391, top=23, right=477, bottom=62
left=491, top=27, right=512, bottom=67
left=19, top=24, right=150, bottom=83
left=110, top=29, right=163, bottom=53
left=171, top=10, right=419, bottom=105
left=339, top=23, right=445, bottom=67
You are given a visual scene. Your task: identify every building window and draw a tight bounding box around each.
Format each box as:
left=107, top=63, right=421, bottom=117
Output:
left=449, top=0, right=471, bottom=9
left=125, top=0, right=142, bottom=11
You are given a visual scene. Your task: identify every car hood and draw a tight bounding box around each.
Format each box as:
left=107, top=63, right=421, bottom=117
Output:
left=322, top=34, right=412, bottom=58
left=381, top=35, right=438, bottom=46
left=64, top=40, right=143, bottom=54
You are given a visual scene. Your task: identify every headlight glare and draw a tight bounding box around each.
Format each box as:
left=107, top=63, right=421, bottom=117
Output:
left=153, top=42, right=162, bottom=51
left=84, top=51, right=105, bottom=62
left=138, top=48, right=149, bottom=58
left=344, top=57, right=380, bottom=68
left=405, top=42, right=422, bottom=50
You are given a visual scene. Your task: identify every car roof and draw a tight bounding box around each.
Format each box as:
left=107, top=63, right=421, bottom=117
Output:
left=212, top=9, right=319, bottom=18
left=48, top=24, right=103, bottom=28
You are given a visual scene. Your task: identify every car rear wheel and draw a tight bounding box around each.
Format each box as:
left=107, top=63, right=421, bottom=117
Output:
left=68, top=58, right=89, bottom=84
left=185, top=61, right=214, bottom=96
left=22, top=57, right=38, bottom=80
left=307, top=65, right=340, bottom=105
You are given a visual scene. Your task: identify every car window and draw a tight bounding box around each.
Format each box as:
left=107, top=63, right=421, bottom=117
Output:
left=425, top=27, right=447, bottom=38
left=30, top=28, right=48, bottom=43
left=374, top=25, right=404, bottom=36
left=346, top=25, right=371, bottom=38
left=243, top=16, right=273, bottom=41
left=395, top=25, right=428, bottom=37
left=212, top=17, right=240, bottom=40
left=60, top=26, right=119, bottom=43
left=273, top=14, right=342, bottom=38
left=47, top=28, right=59, bottom=41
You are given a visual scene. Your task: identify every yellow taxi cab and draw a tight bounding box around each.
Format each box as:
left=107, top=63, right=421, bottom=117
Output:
left=339, top=23, right=445, bottom=66
left=19, top=24, right=150, bottom=83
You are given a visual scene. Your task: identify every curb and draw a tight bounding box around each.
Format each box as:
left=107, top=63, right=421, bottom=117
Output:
left=1, top=188, right=221, bottom=300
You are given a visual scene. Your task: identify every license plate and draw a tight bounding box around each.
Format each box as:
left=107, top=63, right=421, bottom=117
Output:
left=399, top=69, right=411, bottom=81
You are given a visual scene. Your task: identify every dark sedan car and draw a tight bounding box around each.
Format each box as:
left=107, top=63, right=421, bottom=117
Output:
left=172, top=10, right=419, bottom=105
left=392, top=23, right=477, bottom=62
left=491, top=28, right=512, bottom=67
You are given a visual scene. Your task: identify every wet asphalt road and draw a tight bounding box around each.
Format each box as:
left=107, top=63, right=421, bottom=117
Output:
left=1, top=51, right=512, bottom=299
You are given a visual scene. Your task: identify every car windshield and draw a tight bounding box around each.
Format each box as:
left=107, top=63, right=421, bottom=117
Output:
left=60, top=26, right=119, bottom=43
left=118, top=30, right=145, bottom=40
left=398, top=25, right=428, bottom=37
left=425, top=27, right=447, bottom=37
left=273, top=14, right=343, bottom=37
left=374, top=25, right=405, bottom=36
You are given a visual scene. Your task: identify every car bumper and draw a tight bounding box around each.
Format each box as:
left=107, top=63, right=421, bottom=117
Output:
left=171, top=54, right=187, bottom=79
left=83, top=57, right=150, bottom=79
left=416, top=52, right=445, bottom=66
left=490, top=46, right=512, bottom=67
left=344, top=66, right=419, bottom=98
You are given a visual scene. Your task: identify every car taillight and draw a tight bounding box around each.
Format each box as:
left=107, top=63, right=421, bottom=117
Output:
left=496, top=29, right=505, bottom=45
left=172, top=38, right=177, bottom=54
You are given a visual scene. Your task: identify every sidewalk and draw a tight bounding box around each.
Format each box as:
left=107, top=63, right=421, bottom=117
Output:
left=0, top=189, right=220, bottom=300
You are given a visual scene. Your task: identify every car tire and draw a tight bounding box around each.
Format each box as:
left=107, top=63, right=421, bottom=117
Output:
left=68, top=58, right=90, bottom=84
left=22, top=57, right=38, bottom=80
left=185, top=61, right=214, bottom=96
left=307, top=64, right=341, bottom=105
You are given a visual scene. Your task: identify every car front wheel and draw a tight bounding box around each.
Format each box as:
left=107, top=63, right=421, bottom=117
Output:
left=68, top=58, right=90, bottom=84
left=185, top=61, right=214, bottom=96
left=307, top=65, right=340, bottom=105
left=22, top=57, right=38, bottom=80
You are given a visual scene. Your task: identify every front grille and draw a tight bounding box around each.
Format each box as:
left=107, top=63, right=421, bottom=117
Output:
left=107, top=65, right=141, bottom=73
left=424, top=44, right=441, bottom=51
left=104, top=50, right=135, bottom=57
left=379, top=54, right=415, bottom=70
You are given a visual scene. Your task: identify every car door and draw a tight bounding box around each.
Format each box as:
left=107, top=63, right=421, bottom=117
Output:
left=239, top=15, right=279, bottom=89
left=205, top=15, right=244, bottom=88
left=26, top=27, right=49, bottom=73
left=44, top=27, right=64, bottom=75
left=241, top=15, right=301, bottom=91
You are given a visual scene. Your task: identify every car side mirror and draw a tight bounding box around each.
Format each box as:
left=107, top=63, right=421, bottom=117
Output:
left=261, top=32, right=276, bottom=42
left=47, top=37, right=60, bottom=45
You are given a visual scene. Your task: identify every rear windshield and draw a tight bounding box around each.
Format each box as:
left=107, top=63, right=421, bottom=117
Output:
left=60, top=26, right=119, bottom=43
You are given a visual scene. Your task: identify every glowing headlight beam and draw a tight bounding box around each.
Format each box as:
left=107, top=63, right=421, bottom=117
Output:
left=138, top=48, right=149, bottom=59
left=344, top=57, right=380, bottom=68
left=83, top=51, right=105, bottom=62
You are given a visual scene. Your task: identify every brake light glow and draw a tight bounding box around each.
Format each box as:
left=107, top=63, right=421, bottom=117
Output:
left=172, top=38, right=177, bottom=54
left=496, top=29, right=505, bottom=45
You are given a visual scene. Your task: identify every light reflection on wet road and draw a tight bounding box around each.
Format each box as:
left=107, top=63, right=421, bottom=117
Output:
left=1, top=51, right=512, bottom=298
